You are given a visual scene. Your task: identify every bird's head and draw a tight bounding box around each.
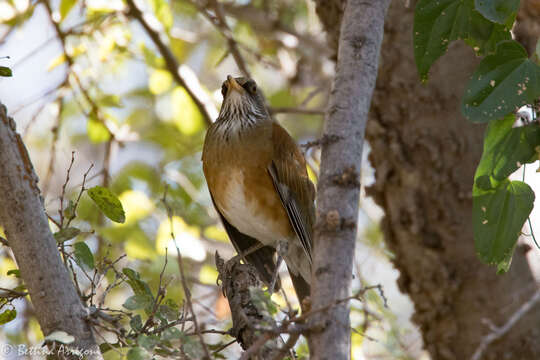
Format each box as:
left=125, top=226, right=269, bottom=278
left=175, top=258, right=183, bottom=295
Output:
left=217, top=75, right=268, bottom=127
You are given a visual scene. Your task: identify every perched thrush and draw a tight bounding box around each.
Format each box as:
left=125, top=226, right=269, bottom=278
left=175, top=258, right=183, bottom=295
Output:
left=202, top=76, right=315, bottom=304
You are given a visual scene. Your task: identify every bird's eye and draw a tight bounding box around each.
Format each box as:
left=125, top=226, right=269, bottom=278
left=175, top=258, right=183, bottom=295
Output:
left=244, top=81, right=257, bottom=94
left=221, top=83, right=228, bottom=98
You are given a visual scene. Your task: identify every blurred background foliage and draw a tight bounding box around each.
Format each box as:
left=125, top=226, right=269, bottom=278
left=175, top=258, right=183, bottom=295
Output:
left=0, top=0, right=427, bottom=358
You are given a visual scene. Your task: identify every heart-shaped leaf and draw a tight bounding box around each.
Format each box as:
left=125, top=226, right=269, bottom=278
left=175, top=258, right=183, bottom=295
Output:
left=462, top=40, right=540, bottom=123
left=473, top=180, right=534, bottom=271
left=414, top=0, right=511, bottom=80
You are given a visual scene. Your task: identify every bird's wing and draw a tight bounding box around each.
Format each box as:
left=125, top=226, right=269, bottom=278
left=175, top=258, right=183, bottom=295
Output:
left=268, top=122, right=316, bottom=262
left=209, top=194, right=278, bottom=287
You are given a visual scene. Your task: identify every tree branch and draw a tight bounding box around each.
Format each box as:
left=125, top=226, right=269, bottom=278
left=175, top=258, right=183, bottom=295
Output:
left=0, top=103, right=103, bottom=359
left=308, top=0, right=391, bottom=358
left=125, top=0, right=218, bottom=126
left=471, top=289, right=540, bottom=360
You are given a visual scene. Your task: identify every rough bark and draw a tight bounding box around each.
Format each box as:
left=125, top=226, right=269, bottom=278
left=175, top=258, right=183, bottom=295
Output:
left=313, top=1, right=540, bottom=359
left=308, top=1, right=391, bottom=359
left=0, top=103, right=102, bottom=360
left=215, top=253, right=280, bottom=359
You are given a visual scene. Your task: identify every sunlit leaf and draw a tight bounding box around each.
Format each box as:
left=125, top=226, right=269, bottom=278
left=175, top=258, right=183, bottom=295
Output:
left=60, top=0, right=76, bottom=20
left=0, top=309, right=16, bottom=325
left=156, top=216, right=206, bottom=261
left=149, top=69, right=173, bottom=95
left=150, top=0, right=173, bottom=31
left=87, top=186, right=126, bottom=223
left=199, top=265, right=218, bottom=285
left=172, top=86, right=204, bottom=135
left=117, top=190, right=155, bottom=225
left=54, top=227, right=81, bottom=243
left=6, top=269, right=20, bottom=277
left=0, top=66, right=12, bottom=77
left=47, top=54, right=66, bottom=71
left=87, top=117, right=111, bottom=143
left=462, top=41, right=540, bottom=123
left=74, top=242, right=94, bottom=269
left=203, top=225, right=228, bottom=243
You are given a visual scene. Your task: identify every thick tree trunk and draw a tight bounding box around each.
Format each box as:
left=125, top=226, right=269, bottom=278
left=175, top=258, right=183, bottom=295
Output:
left=314, top=1, right=540, bottom=359
left=0, top=104, right=102, bottom=359
left=308, top=1, right=390, bottom=359
left=365, top=2, right=540, bottom=360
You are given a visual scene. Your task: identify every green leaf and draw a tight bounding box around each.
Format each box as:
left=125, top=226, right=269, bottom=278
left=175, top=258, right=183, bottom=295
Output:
left=473, top=180, right=534, bottom=270
left=63, top=200, right=76, bottom=219
left=87, top=117, right=111, bottom=143
left=0, top=66, right=12, bottom=77
left=137, top=334, right=159, bottom=350
left=73, top=242, right=94, bottom=269
left=130, top=315, right=143, bottom=331
left=127, top=347, right=146, bottom=360
left=59, top=0, right=76, bottom=20
left=414, top=0, right=511, bottom=80
left=0, top=309, right=16, bottom=325
left=123, top=294, right=153, bottom=310
left=87, top=186, right=125, bottom=223
left=7, top=269, right=20, bottom=277
left=122, top=268, right=153, bottom=297
left=462, top=41, right=540, bottom=123
left=163, top=327, right=183, bottom=341
left=490, top=124, right=540, bottom=179
left=475, top=0, right=519, bottom=24
left=54, top=227, right=81, bottom=243
left=474, top=115, right=515, bottom=191
left=150, top=0, right=173, bottom=31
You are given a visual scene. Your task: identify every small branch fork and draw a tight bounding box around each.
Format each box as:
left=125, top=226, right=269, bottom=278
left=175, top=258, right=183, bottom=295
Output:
left=471, top=289, right=540, bottom=360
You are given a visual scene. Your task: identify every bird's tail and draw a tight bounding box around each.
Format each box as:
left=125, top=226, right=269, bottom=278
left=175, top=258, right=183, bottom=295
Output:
left=287, top=266, right=311, bottom=311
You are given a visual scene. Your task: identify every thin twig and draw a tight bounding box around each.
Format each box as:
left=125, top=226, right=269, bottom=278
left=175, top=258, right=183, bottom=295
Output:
left=471, top=289, right=540, bottom=360
left=270, top=106, right=325, bottom=116
left=125, top=0, right=217, bottom=125
left=161, top=186, right=212, bottom=359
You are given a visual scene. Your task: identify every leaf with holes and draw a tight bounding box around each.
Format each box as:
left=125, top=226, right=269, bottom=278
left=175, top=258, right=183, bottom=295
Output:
left=473, top=180, right=534, bottom=272
left=462, top=40, right=540, bottom=123
left=414, top=0, right=511, bottom=80
left=87, top=186, right=125, bottom=223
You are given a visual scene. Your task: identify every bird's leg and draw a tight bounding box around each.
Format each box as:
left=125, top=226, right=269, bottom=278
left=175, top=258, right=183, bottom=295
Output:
left=269, top=240, right=288, bottom=294
left=230, top=242, right=265, bottom=264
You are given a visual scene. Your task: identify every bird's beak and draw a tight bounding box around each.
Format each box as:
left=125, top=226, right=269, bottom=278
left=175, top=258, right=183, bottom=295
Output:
left=226, top=75, right=244, bottom=94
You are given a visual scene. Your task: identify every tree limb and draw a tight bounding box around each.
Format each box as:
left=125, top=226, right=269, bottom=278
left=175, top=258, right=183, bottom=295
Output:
left=308, top=0, right=391, bottom=358
left=0, top=103, right=103, bottom=359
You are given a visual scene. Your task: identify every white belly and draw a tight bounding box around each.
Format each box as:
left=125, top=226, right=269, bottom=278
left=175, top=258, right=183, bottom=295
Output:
left=218, top=171, right=281, bottom=247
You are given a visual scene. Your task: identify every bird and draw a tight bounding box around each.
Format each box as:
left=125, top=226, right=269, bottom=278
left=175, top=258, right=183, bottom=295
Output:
left=202, top=75, right=315, bottom=305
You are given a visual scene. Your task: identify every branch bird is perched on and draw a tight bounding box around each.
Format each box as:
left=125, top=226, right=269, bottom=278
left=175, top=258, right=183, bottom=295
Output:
left=202, top=75, right=315, bottom=305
